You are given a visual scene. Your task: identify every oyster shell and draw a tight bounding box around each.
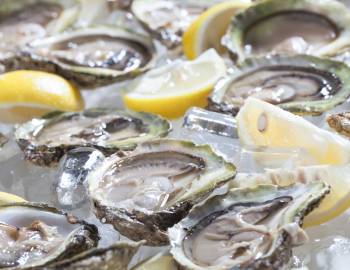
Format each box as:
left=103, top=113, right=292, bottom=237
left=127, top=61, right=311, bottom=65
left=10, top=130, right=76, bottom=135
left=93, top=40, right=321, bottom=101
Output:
left=327, top=111, right=350, bottom=138
left=0, top=0, right=79, bottom=60
left=15, top=109, right=170, bottom=167
left=0, top=202, right=99, bottom=269
left=224, top=0, right=350, bottom=62
left=131, top=0, right=224, bottom=50
left=208, top=55, right=350, bottom=116
left=44, top=241, right=142, bottom=270
left=169, top=182, right=330, bottom=270
left=88, top=139, right=236, bottom=246
left=2, top=26, right=157, bottom=88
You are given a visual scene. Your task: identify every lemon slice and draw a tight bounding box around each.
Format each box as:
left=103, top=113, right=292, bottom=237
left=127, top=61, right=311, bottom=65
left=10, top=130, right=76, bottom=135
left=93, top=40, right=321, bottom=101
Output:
left=0, top=70, right=83, bottom=122
left=236, top=98, right=350, bottom=165
left=124, top=49, right=227, bottom=119
left=0, top=191, right=26, bottom=205
left=234, top=165, right=350, bottom=227
left=183, top=0, right=251, bottom=60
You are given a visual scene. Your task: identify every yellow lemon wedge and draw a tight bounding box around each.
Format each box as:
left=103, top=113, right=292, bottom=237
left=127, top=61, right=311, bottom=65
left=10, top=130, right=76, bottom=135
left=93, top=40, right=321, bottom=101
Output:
left=124, top=49, right=227, bottom=119
left=0, top=191, right=26, bottom=205
left=183, top=0, right=251, bottom=60
left=236, top=98, right=350, bottom=165
left=234, top=165, right=350, bottom=227
left=132, top=254, right=177, bottom=270
left=0, top=70, right=83, bottom=122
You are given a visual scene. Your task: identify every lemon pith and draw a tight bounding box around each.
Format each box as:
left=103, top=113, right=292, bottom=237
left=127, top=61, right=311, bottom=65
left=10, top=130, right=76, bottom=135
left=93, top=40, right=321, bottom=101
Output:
left=183, top=0, right=251, bottom=59
left=236, top=98, right=350, bottom=165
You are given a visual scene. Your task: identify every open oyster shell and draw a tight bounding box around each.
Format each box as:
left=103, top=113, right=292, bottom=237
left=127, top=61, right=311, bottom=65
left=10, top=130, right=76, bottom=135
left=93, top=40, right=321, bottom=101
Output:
left=131, top=0, right=224, bottom=50
left=224, top=0, right=350, bottom=62
left=87, top=139, right=236, bottom=246
left=44, top=241, right=142, bottom=270
left=0, top=202, right=99, bottom=269
left=0, top=0, right=79, bottom=60
left=15, top=109, right=170, bottom=167
left=208, top=55, right=350, bottom=116
left=169, top=182, right=330, bottom=270
left=2, top=25, right=157, bottom=88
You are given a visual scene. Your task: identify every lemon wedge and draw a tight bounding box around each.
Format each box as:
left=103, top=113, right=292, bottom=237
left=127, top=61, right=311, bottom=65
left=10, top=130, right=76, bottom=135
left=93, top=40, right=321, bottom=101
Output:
left=183, top=0, right=251, bottom=60
left=132, top=254, right=176, bottom=270
left=124, top=49, right=227, bottom=119
left=236, top=98, right=350, bottom=165
left=0, top=70, right=83, bottom=122
left=234, top=165, right=350, bottom=227
left=0, top=191, right=26, bottom=205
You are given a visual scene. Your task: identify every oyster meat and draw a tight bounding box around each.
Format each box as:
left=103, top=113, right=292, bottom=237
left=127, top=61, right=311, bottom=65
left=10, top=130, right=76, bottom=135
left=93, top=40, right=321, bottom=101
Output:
left=208, top=55, right=350, bottom=116
left=0, top=202, right=99, bottom=269
left=327, top=111, right=350, bottom=138
left=224, top=0, right=350, bottom=62
left=131, top=0, right=224, bottom=49
left=0, top=0, right=79, bottom=59
left=15, top=109, right=170, bottom=167
left=169, top=182, right=330, bottom=270
left=3, top=26, right=157, bottom=88
left=87, top=139, right=236, bottom=246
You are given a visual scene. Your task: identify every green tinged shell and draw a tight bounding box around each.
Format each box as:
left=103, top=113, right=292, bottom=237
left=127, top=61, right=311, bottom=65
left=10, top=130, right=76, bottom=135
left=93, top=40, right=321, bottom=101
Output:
left=14, top=108, right=171, bottom=167
left=169, top=182, right=330, bottom=270
left=88, top=139, right=236, bottom=246
left=225, top=0, right=350, bottom=62
left=208, top=55, right=350, bottom=115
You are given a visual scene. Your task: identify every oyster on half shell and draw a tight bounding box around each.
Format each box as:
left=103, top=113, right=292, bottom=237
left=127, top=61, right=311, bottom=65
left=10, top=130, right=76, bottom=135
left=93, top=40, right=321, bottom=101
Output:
left=88, top=139, right=236, bottom=246
left=2, top=26, right=157, bottom=88
left=131, top=0, right=224, bottom=50
left=0, top=0, right=79, bottom=60
left=15, top=109, right=170, bottom=167
left=169, top=182, right=330, bottom=270
left=0, top=203, right=99, bottom=269
left=224, top=0, right=350, bottom=62
left=208, top=55, right=350, bottom=116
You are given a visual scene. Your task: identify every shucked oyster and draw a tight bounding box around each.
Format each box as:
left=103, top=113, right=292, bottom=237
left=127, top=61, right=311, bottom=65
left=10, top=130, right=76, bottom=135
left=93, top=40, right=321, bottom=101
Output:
left=131, top=0, right=224, bottom=50
left=208, top=55, right=350, bottom=116
left=88, top=139, right=236, bottom=246
left=2, top=26, right=157, bottom=88
left=15, top=109, right=170, bottom=167
left=224, top=0, right=350, bottom=62
left=0, top=202, right=99, bottom=269
left=169, top=182, right=330, bottom=270
left=0, top=0, right=79, bottom=60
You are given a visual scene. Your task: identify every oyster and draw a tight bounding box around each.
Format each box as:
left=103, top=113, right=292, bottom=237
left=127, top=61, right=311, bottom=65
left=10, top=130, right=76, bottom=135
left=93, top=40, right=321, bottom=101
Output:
left=0, top=202, right=99, bottom=269
left=88, top=139, right=236, bottom=246
left=15, top=109, right=170, bottom=167
left=44, top=241, right=142, bottom=270
left=208, top=55, right=350, bottom=116
left=327, top=111, right=350, bottom=138
left=131, top=0, right=223, bottom=49
left=0, top=0, right=79, bottom=60
left=224, top=0, right=350, bottom=62
left=169, top=182, right=330, bottom=270
left=2, top=26, right=157, bottom=88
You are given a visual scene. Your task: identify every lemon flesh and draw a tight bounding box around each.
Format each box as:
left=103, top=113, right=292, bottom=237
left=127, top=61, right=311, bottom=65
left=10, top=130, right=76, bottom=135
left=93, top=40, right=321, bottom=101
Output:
left=236, top=98, right=350, bottom=165
left=124, top=49, right=227, bottom=119
left=0, top=70, right=83, bottom=122
left=183, top=0, right=251, bottom=59
left=0, top=191, right=26, bottom=205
